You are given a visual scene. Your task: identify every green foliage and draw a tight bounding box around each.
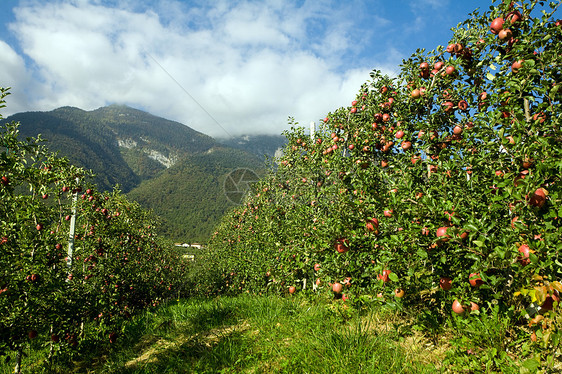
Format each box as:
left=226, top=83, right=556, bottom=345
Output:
left=203, top=1, right=562, bottom=370
left=0, top=92, right=189, bottom=372
left=127, top=146, right=266, bottom=242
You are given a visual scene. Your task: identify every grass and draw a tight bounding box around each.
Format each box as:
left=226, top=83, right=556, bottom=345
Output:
left=8, top=293, right=554, bottom=373
left=3, top=294, right=442, bottom=373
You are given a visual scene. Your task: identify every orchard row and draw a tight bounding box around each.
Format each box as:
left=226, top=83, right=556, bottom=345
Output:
left=0, top=91, right=188, bottom=370
left=201, top=0, right=562, bottom=362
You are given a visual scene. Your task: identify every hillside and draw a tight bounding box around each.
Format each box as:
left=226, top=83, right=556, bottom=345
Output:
left=1, top=105, right=276, bottom=241
left=127, top=146, right=266, bottom=242
left=4, top=105, right=218, bottom=191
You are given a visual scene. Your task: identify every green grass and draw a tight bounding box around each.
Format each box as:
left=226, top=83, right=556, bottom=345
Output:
left=3, top=295, right=440, bottom=373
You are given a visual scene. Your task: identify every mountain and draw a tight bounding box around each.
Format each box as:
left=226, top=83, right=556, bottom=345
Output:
left=1, top=105, right=272, bottom=242
left=4, top=105, right=218, bottom=191
left=127, top=146, right=265, bottom=241
left=216, top=134, right=287, bottom=162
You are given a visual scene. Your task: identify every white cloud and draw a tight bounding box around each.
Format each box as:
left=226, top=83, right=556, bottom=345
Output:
left=4, top=0, right=401, bottom=137
left=0, top=40, right=32, bottom=114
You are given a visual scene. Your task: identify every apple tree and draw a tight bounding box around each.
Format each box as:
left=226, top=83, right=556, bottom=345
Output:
left=204, top=0, right=562, bottom=367
left=1, top=87, right=189, bottom=372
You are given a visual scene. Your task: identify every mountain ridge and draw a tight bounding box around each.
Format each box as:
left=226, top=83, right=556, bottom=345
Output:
left=1, top=105, right=284, bottom=241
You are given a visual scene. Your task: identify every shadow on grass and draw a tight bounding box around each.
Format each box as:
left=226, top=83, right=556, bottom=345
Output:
left=114, top=327, right=250, bottom=373
left=103, top=299, right=253, bottom=373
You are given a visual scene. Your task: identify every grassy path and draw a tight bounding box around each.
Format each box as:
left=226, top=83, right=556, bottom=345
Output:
left=69, top=295, right=437, bottom=373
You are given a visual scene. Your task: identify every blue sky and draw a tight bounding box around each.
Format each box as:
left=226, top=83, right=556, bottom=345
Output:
left=0, top=0, right=531, bottom=137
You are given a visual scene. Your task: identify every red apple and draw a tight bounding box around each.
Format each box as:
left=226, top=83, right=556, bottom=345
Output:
left=436, top=227, right=450, bottom=241
left=332, top=282, right=343, bottom=294
left=452, top=300, right=465, bottom=314
left=490, top=17, right=505, bottom=34
left=469, top=273, right=484, bottom=287
left=498, top=28, right=512, bottom=41
left=314, top=263, right=321, bottom=272
left=378, top=269, right=392, bottom=283
left=401, top=141, right=412, bottom=150
left=511, top=60, right=524, bottom=73
left=334, top=238, right=349, bottom=253
left=443, top=101, right=455, bottom=113
left=518, top=244, right=531, bottom=265
left=453, top=43, right=463, bottom=55
left=439, top=277, right=452, bottom=291
left=366, top=218, right=379, bottom=232
left=506, top=10, right=522, bottom=24
left=288, top=286, right=296, bottom=294
left=528, top=188, right=547, bottom=208
left=533, top=112, right=546, bottom=123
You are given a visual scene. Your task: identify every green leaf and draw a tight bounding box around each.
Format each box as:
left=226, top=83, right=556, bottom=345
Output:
left=473, top=240, right=485, bottom=247
left=486, top=72, right=495, bottom=81
left=520, top=357, right=541, bottom=373
left=389, top=272, right=399, bottom=282
left=495, top=247, right=506, bottom=259
left=550, top=84, right=560, bottom=98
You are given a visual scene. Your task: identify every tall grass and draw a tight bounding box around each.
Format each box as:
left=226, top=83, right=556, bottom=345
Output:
left=1, top=295, right=438, bottom=373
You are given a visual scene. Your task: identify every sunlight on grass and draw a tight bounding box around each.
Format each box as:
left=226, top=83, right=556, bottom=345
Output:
left=98, top=295, right=436, bottom=374
left=0, top=295, right=442, bottom=373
